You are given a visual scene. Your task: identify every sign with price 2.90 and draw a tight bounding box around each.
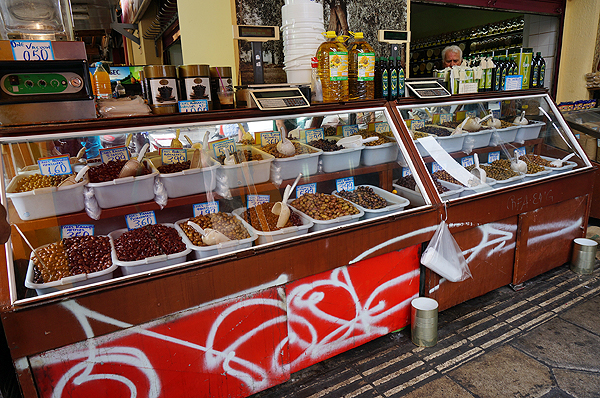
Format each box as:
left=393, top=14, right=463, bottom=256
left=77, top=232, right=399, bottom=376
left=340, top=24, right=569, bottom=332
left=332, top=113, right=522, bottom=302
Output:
left=211, top=139, right=236, bottom=158
left=161, top=148, right=187, bottom=164
left=125, top=211, right=157, bottom=230
left=100, top=146, right=130, bottom=163
left=38, top=155, right=72, bottom=176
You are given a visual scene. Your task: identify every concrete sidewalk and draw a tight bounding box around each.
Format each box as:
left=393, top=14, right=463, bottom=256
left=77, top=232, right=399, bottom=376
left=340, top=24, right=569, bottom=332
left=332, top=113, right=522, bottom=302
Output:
left=251, top=263, right=600, bottom=398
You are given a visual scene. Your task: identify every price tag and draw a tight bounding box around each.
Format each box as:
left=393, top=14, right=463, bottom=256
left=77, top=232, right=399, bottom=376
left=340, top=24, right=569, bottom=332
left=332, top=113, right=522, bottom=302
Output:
left=259, top=131, right=282, bottom=146
left=488, top=151, right=501, bottom=163
left=431, top=162, right=444, bottom=173
left=342, top=124, right=359, bottom=137
left=402, top=167, right=412, bottom=177
left=10, top=40, right=54, bottom=61
left=161, top=148, right=187, bottom=164
left=514, top=147, right=526, bottom=158
left=411, top=120, right=425, bottom=131
left=125, top=211, right=157, bottom=230
left=178, top=99, right=209, bottom=113
left=374, top=122, right=391, bottom=134
left=193, top=202, right=219, bottom=216
left=100, top=146, right=130, bottom=163
left=461, top=156, right=475, bottom=167
left=37, top=155, right=72, bottom=176
left=305, top=128, right=324, bottom=143
left=247, top=194, right=270, bottom=208
left=440, top=113, right=453, bottom=124
left=61, top=224, right=94, bottom=239
left=211, top=138, right=236, bottom=158
left=465, top=110, right=477, bottom=119
left=336, top=177, right=355, bottom=192
left=296, top=183, right=316, bottom=198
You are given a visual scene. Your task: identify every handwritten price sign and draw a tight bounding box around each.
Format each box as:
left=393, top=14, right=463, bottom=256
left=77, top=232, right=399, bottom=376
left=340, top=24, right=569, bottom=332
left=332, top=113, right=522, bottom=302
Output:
left=488, top=151, right=501, bottom=163
left=296, top=183, right=316, bottom=198
left=125, top=211, right=157, bottom=230
left=514, top=147, right=526, bottom=158
left=402, top=167, right=412, bottom=177
left=211, top=139, right=236, bottom=158
left=304, top=128, right=324, bottom=142
left=461, top=156, right=475, bottom=167
left=411, top=120, right=425, bottom=131
left=38, top=155, right=72, bottom=176
left=259, top=131, right=281, bottom=146
left=247, top=194, right=270, bottom=209
left=342, top=124, right=359, bottom=137
left=178, top=99, right=208, bottom=113
left=161, top=148, right=187, bottom=164
left=440, top=113, right=453, bottom=124
left=193, top=202, right=219, bottom=216
left=336, top=177, right=355, bottom=192
left=100, top=146, right=130, bottom=163
left=11, top=40, right=54, bottom=61
left=431, top=161, right=444, bottom=173
left=374, top=122, right=391, bottom=134
left=466, top=110, right=477, bottom=119
left=61, top=224, right=94, bottom=239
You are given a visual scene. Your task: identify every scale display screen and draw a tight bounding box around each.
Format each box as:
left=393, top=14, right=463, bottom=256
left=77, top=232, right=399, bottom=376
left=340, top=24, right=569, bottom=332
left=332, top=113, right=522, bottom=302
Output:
left=406, top=81, right=451, bottom=99
left=377, top=30, right=410, bottom=44
left=234, top=25, right=279, bottom=41
left=249, top=88, right=310, bottom=110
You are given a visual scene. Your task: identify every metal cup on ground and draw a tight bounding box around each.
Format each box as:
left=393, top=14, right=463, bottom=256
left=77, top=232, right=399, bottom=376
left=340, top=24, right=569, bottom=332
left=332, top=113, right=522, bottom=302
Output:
left=410, top=297, right=438, bottom=347
left=570, top=238, right=597, bottom=275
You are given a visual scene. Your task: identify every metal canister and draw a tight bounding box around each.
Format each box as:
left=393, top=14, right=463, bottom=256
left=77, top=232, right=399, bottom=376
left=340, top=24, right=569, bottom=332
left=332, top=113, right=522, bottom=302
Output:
left=570, top=238, right=598, bottom=275
left=178, top=64, right=212, bottom=109
left=143, top=65, right=179, bottom=114
left=410, top=297, right=438, bottom=347
left=209, top=67, right=234, bottom=110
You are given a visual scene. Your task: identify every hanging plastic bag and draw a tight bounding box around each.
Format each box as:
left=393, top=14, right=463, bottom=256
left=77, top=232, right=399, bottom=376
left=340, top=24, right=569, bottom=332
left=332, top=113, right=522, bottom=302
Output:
left=153, top=177, right=168, bottom=209
left=83, top=186, right=101, bottom=220
left=421, top=220, right=472, bottom=282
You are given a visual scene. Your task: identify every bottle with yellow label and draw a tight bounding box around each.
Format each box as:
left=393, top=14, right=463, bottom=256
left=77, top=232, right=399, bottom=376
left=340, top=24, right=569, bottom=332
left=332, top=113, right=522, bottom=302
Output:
left=348, top=31, right=375, bottom=100
left=316, top=31, right=348, bottom=103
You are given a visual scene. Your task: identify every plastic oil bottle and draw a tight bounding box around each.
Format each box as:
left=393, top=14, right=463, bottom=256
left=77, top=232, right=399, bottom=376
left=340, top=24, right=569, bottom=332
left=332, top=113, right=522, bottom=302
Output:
left=348, top=31, right=375, bottom=100
left=317, top=31, right=349, bottom=103
left=93, top=62, right=111, bottom=100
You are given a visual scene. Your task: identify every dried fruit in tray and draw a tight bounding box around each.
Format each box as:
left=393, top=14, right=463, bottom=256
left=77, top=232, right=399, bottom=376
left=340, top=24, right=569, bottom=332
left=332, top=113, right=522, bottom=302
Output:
left=180, top=212, right=250, bottom=246
left=158, top=160, right=191, bottom=174
left=307, top=139, right=343, bottom=152
left=290, top=193, right=360, bottom=220
left=260, top=142, right=317, bottom=158
left=337, top=186, right=388, bottom=209
left=88, top=159, right=151, bottom=183
left=357, top=130, right=395, bottom=146
left=241, top=202, right=303, bottom=231
left=113, top=224, right=186, bottom=262
left=395, top=174, right=449, bottom=193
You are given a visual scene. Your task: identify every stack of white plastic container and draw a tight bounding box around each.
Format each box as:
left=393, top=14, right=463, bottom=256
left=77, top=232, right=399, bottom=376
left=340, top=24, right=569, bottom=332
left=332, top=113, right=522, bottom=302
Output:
left=282, top=0, right=325, bottom=84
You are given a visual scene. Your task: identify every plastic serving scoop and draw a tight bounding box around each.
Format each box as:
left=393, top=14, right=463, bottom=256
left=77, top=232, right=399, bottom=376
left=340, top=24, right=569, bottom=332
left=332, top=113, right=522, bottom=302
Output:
left=510, top=150, right=527, bottom=174
left=187, top=221, right=230, bottom=245
left=462, top=116, right=483, bottom=132
left=470, top=155, right=486, bottom=184
left=223, top=147, right=236, bottom=165
left=480, top=113, right=500, bottom=129
left=58, top=165, right=90, bottom=188
left=190, top=148, right=201, bottom=169
left=184, top=134, right=202, bottom=149
left=272, top=173, right=302, bottom=228
left=119, top=143, right=149, bottom=178
left=75, top=146, right=87, bottom=162
left=238, top=123, right=255, bottom=144
left=277, top=126, right=296, bottom=156
left=336, top=135, right=378, bottom=149
left=453, top=116, right=470, bottom=135
left=199, top=132, right=212, bottom=168
left=513, top=111, right=528, bottom=125
left=550, top=152, right=576, bottom=167
left=171, top=128, right=183, bottom=148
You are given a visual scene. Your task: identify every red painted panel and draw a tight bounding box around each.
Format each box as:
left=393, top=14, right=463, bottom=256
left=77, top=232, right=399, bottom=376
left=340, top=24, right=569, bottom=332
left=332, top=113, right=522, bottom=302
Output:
left=30, top=288, right=289, bottom=398
left=286, top=246, right=420, bottom=373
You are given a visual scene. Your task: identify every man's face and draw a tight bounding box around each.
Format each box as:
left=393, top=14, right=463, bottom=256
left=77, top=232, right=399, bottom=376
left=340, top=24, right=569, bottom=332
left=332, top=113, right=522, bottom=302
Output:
left=444, top=51, right=461, bottom=67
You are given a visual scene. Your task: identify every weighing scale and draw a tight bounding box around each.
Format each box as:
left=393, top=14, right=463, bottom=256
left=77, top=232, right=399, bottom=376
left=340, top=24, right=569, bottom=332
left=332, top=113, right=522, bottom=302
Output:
left=233, top=24, right=310, bottom=110
left=405, top=79, right=451, bottom=99
left=377, top=30, right=411, bottom=60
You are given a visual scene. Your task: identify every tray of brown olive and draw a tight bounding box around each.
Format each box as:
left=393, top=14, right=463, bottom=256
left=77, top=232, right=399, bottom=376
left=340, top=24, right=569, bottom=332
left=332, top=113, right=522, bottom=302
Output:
left=289, top=192, right=363, bottom=232
left=332, top=185, right=410, bottom=220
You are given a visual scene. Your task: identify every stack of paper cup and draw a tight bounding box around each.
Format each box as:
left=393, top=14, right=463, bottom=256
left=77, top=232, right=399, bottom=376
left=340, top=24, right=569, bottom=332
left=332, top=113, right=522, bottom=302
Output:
left=281, top=0, right=325, bottom=84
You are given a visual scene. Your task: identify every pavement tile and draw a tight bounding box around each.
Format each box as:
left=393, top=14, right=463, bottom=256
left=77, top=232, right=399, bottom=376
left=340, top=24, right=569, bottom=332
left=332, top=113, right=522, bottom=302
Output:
left=511, top=318, right=600, bottom=372
left=448, top=345, right=554, bottom=398
left=559, top=294, right=600, bottom=335
left=289, top=367, right=366, bottom=398
left=553, top=368, right=600, bottom=398
left=400, top=376, right=474, bottom=398
left=436, top=309, right=493, bottom=338
left=365, top=359, right=436, bottom=397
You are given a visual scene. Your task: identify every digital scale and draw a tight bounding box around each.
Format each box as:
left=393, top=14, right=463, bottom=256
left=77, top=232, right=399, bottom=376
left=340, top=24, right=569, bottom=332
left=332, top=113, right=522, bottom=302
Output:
left=236, top=84, right=310, bottom=110
left=405, top=79, right=451, bottom=99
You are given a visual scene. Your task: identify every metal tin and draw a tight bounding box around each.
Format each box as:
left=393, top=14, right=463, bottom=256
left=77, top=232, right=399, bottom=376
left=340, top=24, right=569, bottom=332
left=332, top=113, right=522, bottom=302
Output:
left=209, top=66, right=234, bottom=109
left=410, top=297, right=438, bottom=347
left=143, top=65, right=179, bottom=114
left=178, top=64, right=212, bottom=109
left=570, top=238, right=597, bottom=275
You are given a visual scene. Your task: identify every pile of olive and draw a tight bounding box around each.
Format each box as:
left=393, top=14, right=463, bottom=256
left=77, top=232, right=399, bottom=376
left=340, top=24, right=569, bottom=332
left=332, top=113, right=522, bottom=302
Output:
left=336, top=186, right=388, bottom=209
left=217, top=149, right=262, bottom=164
left=358, top=130, right=394, bottom=146
left=158, top=160, right=191, bottom=174
left=113, top=224, right=186, bottom=262
left=308, top=139, right=342, bottom=152
left=324, top=126, right=337, bottom=136
left=14, top=174, right=71, bottom=193
left=88, top=159, right=151, bottom=183
left=241, top=202, right=303, bottom=231
left=413, top=131, right=429, bottom=139
left=499, top=120, right=515, bottom=129
left=472, top=164, right=519, bottom=180
left=290, top=193, right=359, bottom=220
left=441, top=121, right=460, bottom=129
left=32, top=236, right=112, bottom=284
left=520, top=154, right=553, bottom=167
left=491, top=158, right=543, bottom=175
left=179, top=212, right=250, bottom=246
left=395, top=174, right=449, bottom=193
left=261, top=142, right=317, bottom=158
left=433, top=170, right=462, bottom=186
left=419, top=126, right=452, bottom=137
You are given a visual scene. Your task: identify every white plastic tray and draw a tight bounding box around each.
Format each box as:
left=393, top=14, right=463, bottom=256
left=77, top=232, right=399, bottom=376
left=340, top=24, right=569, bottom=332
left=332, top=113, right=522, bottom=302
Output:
left=6, top=172, right=87, bottom=221
left=361, top=142, right=399, bottom=166
left=24, top=240, right=117, bottom=296
left=150, top=154, right=220, bottom=198
left=232, top=207, right=312, bottom=245
left=523, top=167, right=553, bottom=182
left=332, top=185, right=410, bottom=220
left=217, top=146, right=274, bottom=188
left=479, top=163, right=525, bottom=188
left=392, top=183, right=426, bottom=207
left=489, top=125, right=519, bottom=146
left=540, top=155, right=577, bottom=175
left=290, top=200, right=364, bottom=232
left=87, top=163, right=158, bottom=209
left=318, top=146, right=363, bottom=173
left=109, top=224, right=191, bottom=275
left=437, top=180, right=464, bottom=200
left=458, top=177, right=497, bottom=197
left=271, top=143, right=322, bottom=180
left=435, top=134, right=465, bottom=153
left=515, top=121, right=545, bottom=143
left=174, top=216, right=257, bottom=260
left=463, top=130, right=493, bottom=150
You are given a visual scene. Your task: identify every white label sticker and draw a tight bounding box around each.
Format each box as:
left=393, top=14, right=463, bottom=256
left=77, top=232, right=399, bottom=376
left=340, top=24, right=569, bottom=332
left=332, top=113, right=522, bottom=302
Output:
left=10, top=40, right=54, bottom=61
left=125, top=211, right=157, bottom=230
left=161, top=148, right=187, bottom=164
left=342, top=124, right=359, bottom=137
left=178, top=100, right=209, bottom=113
left=459, top=83, right=479, bottom=94
left=182, top=76, right=211, bottom=101
left=37, top=155, right=72, bottom=176
left=296, top=183, right=316, bottom=198
left=193, top=202, right=219, bottom=216
left=148, top=78, right=178, bottom=104
left=61, top=224, right=94, bottom=238
left=247, top=195, right=270, bottom=208
left=100, top=146, right=130, bottom=163
left=488, top=151, right=501, bottom=163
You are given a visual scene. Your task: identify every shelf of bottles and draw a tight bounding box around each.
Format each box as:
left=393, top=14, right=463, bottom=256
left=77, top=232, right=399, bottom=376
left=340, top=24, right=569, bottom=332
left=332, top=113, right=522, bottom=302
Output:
left=410, top=16, right=524, bottom=77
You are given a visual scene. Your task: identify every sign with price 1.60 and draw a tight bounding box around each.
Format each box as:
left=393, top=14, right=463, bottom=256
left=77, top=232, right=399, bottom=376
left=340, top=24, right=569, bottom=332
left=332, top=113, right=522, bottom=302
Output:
left=125, top=211, right=157, bottom=230
left=211, top=139, right=236, bottom=158
left=37, top=155, right=72, bottom=176
left=161, top=148, right=187, bottom=164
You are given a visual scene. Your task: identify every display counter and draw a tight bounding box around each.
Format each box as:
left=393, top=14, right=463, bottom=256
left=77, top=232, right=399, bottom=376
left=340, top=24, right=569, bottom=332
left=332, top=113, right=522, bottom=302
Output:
left=0, top=90, right=594, bottom=398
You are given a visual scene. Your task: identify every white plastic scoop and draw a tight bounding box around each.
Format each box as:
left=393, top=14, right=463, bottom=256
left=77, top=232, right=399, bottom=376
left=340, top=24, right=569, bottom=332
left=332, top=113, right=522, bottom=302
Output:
left=58, top=165, right=90, bottom=188
left=481, top=113, right=500, bottom=129
left=223, top=147, right=236, bottom=165
left=336, top=135, right=378, bottom=149
left=470, top=155, right=486, bottom=184
left=119, top=143, right=149, bottom=178
left=187, top=221, right=231, bottom=245
left=199, top=132, right=212, bottom=168
left=462, top=116, right=484, bottom=132
left=272, top=173, right=302, bottom=228
left=277, top=126, right=296, bottom=156
left=453, top=116, right=470, bottom=135
left=513, top=111, right=528, bottom=125
left=510, top=150, right=527, bottom=174
left=550, top=152, right=576, bottom=167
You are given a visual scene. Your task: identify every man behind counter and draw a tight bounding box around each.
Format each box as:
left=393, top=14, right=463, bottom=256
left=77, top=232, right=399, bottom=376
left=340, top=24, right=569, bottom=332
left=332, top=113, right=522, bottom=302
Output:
left=442, top=45, right=463, bottom=67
